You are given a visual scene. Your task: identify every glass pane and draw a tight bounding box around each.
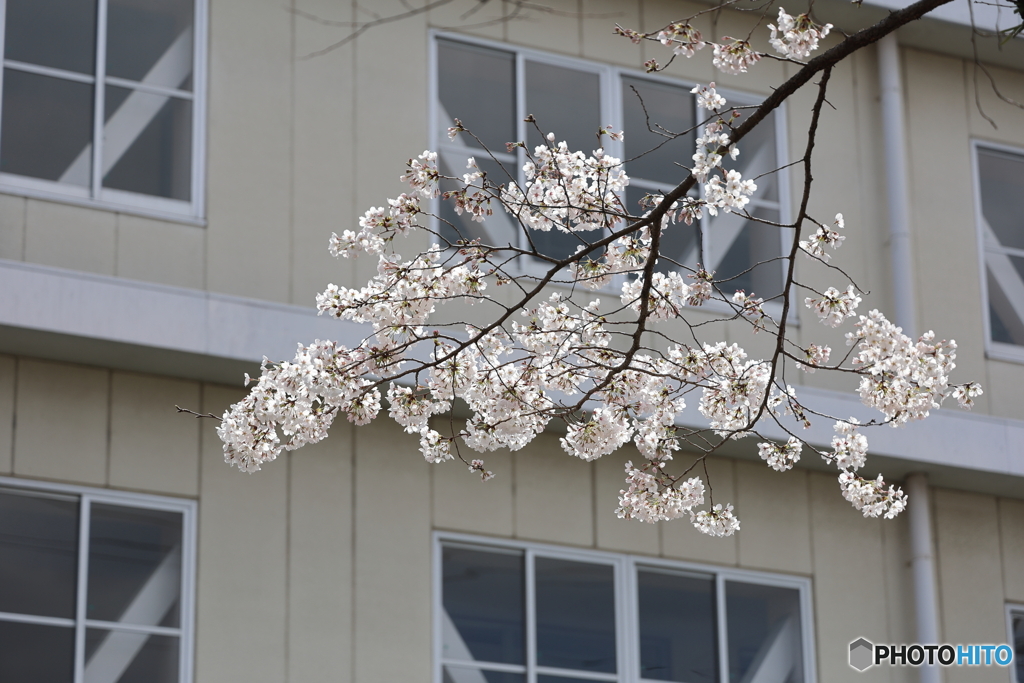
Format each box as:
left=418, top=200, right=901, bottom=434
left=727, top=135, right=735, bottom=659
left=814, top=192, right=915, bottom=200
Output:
left=708, top=206, right=783, bottom=299
left=437, top=40, right=515, bottom=152
left=5, top=0, right=96, bottom=74
left=438, top=153, right=516, bottom=248
left=527, top=225, right=590, bottom=263
left=443, top=546, right=525, bottom=665
left=538, top=677, right=611, bottom=683
left=443, top=666, right=525, bottom=683
left=726, top=109, right=778, bottom=202
left=87, top=503, right=182, bottom=628
left=107, top=0, right=193, bottom=89
left=0, top=487, right=79, bottom=618
left=638, top=568, right=717, bottom=683
left=103, top=86, right=192, bottom=200
left=85, top=629, right=179, bottom=683
left=0, top=620, right=75, bottom=682
left=535, top=557, right=616, bottom=674
left=625, top=185, right=700, bottom=274
left=622, top=76, right=695, bottom=186
left=986, top=260, right=1024, bottom=345
left=0, top=69, right=93, bottom=186
left=522, top=61, right=602, bottom=261
left=1012, top=613, right=1024, bottom=683
left=977, top=147, right=1024, bottom=251
left=525, top=61, right=600, bottom=154
left=726, top=581, right=804, bottom=683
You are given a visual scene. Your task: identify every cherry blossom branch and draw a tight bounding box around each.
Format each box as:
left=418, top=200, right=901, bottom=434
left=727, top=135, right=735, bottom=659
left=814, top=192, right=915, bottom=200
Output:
left=205, top=0, right=984, bottom=538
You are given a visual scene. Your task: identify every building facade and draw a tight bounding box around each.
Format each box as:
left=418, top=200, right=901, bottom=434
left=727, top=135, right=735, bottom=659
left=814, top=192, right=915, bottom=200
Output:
left=0, top=0, right=1023, bottom=682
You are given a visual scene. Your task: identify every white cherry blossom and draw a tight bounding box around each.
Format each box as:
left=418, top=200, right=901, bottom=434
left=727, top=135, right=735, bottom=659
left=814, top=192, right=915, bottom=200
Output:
left=768, top=9, right=833, bottom=60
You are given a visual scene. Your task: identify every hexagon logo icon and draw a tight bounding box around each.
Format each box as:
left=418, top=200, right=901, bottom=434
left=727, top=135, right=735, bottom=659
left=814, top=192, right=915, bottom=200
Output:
left=849, top=638, right=874, bottom=671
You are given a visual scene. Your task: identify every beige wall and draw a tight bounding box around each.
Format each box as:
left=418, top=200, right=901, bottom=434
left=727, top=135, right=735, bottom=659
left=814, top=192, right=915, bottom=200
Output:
left=1, top=352, right=1022, bottom=681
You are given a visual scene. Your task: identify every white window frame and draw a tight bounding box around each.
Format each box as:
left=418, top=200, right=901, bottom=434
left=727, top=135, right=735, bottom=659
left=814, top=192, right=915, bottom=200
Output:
left=1008, top=603, right=1024, bottom=683
left=433, top=531, right=817, bottom=683
left=428, top=32, right=792, bottom=315
left=0, top=475, right=197, bottom=683
left=0, top=0, right=208, bottom=225
left=972, top=139, right=1024, bottom=364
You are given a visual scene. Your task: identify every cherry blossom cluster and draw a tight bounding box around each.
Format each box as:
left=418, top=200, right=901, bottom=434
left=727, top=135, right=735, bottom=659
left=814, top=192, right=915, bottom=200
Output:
left=839, top=472, right=908, bottom=519
left=623, top=6, right=833, bottom=77
left=768, top=8, right=833, bottom=61
left=656, top=22, right=706, bottom=57
left=845, top=310, right=978, bottom=426
left=796, top=343, right=831, bottom=373
left=469, top=459, right=495, bottom=482
left=316, top=247, right=487, bottom=337
left=616, top=461, right=716, bottom=529
left=217, top=341, right=380, bottom=472
left=330, top=193, right=423, bottom=258
left=501, top=136, right=628, bottom=235
left=697, top=344, right=772, bottom=435
left=712, top=39, right=761, bottom=74
left=691, top=82, right=726, bottom=111
left=758, top=437, right=803, bottom=471
left=691, top=115, right=756, bottom=217
left=829, top=420, right=869, bottom=470
left=799, top=213, right=846, bottom=262
left=731, top=291, right=770, bottom=332
left=805, top=285, right=862, bottom=327
left=692, top=504, right=742, bottom=536
left=691, top=122, right=736, bottom=183
left=621, top=271, right=693, bottom=321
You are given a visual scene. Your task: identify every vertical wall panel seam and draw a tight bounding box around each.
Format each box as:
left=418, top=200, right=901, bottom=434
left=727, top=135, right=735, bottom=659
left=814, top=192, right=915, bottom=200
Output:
left=511, top=449, right=518, bottom=539
left=349, top=416, right=357, bottom=683
left=805, top=474, right=822, bottom=683
left=577, top=0, right=583, bottom=57
left=9, top=357, right=18, bottom=473
left=193, top=382, right=206, bottom=683
left=996, top=497, right=1009, bottom=602
left=105, top=369, right=113, bottom=485
left=349, top=1, right=358, bottom=669
left=285, top=0, right=297, bottom=673
left=285, top=451, right=292, bottom=682
left=19, top=196, right=27, bottom=261
left=732, top=458, right=741, bottom=567
left=114, top=214, right=121, bottom=278
left=590, top=461, right=597, bottom=548
left=288, top=0, right=296, bottom=306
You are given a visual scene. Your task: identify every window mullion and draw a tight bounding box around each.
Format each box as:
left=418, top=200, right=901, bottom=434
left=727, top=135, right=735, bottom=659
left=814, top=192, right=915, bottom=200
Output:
left=0, top=0, right=6, bottom=153
left=73, top=496, right=92, bottom=683
left=515, top=51, right=527, bottom=259
left=621, top=557, right=637, bottom=683
left=191, top=0, right=205, bottom=218
left=715, top=573, right=728, bottom=683
left=91, top=0, right=109, bottom=199
left=525, top=548, right=537, bottom=683
left=697, top=93, right=709, bottom=269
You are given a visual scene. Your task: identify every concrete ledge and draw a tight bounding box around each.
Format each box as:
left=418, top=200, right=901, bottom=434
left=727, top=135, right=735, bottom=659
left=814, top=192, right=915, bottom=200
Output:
left=0, top=258, right=366, bottom=385
left=1, top=258, right=1022, bottom=491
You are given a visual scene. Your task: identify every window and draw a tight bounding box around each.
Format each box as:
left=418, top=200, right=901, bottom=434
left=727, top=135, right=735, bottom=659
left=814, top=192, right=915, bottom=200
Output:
left=975, top=142, right=1024, bottom=359
left=0, top=0, right=206, bottom=221
left=432, top=34, right=788, bottom=297
left=435, top=534, right=814, bottom=683
left=1009, top=605, right=1024, bottom=683
left=0, top=478, right=195, bottom=683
